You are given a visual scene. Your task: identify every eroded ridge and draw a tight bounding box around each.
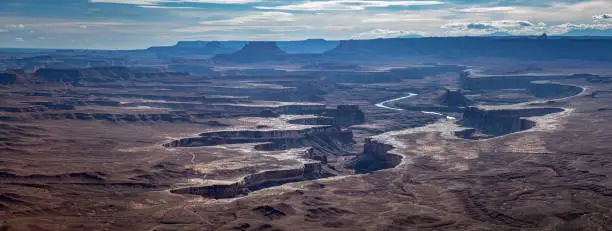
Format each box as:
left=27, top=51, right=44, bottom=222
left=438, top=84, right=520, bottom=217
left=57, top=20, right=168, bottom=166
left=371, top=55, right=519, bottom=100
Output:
left=166, top=105, right=365, bottom=198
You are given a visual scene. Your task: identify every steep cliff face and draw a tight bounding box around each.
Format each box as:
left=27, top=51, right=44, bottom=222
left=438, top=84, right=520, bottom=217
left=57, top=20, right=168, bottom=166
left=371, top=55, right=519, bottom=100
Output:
left=461, top=108, right=528, bottom=136
left=244, top=163, right=322, bottom=190
left=276, top=105, right=327, bottom=114
left=287, top=117, right=335, bottom=126
left=166, top=126, right=352, bottom=198
left=528, top=82, right=583, bottom=99
left=354, top=138, right=402, bottom=173
left=323, top=105, right=366, bottom=126
left=170, top=182, right=244, bottom=199
left=164, top=126, right=343, bottom=148
left=170, top=161, right=323, bottom=199
left=147, top=41, right=243, bottom=58
left=462, top=75, right=553, bottom=90
left=460, top=71, right=584, bottom=101
left=437, top=89, right=471, bottom=107
left=459, top=107, right=562, bottom=137
left=253, top=130, right=355, bottom=158
left=165, top=103, right=365, bottom=198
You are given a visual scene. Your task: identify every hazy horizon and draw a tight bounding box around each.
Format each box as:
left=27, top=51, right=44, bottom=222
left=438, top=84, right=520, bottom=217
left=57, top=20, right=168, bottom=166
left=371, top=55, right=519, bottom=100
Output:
left=1, top=0, right=612, bottom=49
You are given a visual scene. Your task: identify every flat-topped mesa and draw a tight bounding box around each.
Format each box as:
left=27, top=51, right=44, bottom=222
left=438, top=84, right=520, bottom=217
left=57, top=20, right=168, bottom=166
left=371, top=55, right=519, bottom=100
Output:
left=277, top=39, right=339, bottom=54
left=237, top=41, right=286, bottom=55
left=147, top=41, right=244, bottom=56
left=204, top=41, right=222, bottom=49
left=213, top=42, right=288, bottom=63
left=437, top=89, right=471, bottom=107
left=459, top=107, right=563, bottom=138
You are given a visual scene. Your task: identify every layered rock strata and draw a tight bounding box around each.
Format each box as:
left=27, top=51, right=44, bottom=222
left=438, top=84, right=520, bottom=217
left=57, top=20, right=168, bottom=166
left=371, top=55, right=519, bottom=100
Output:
left=170, top=161, right=323, bottom=199
left=354, top=138, right=402, bottom=173
left=459, top=107, right=563, bottom=137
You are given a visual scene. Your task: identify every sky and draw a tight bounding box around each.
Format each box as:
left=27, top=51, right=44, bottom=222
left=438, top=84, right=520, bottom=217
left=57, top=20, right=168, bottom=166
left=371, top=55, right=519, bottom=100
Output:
left=0, top=0, right=611, bottom=49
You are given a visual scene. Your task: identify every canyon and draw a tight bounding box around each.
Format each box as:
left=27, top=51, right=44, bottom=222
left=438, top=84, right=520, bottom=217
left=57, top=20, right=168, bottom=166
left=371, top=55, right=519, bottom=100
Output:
left=1, top=37, right=612, bottom=231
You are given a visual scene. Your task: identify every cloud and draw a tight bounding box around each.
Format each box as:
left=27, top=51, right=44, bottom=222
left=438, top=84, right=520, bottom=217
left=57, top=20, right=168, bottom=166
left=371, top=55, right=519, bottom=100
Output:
left=487, top=0, right=612, bottom=24
left=0, top=29, right=6, bottom=33
left=465, top=23, right=495, bottom=30
left=362, top=14, right=441, bottom=23
left=442, top=18, right=612, bottom=36
left=174, top=12, right=301, bottom=33
left=593, top=14, right=612, bottom=21
left=442, top=20, right=547, bottom=35
left=89, top=0, right=259, bottom=7
left=5, top=24, right=25, bottom=29
left=4, top=0, right=612, bottom=49
left=138, top=5, right=195, bottom=9
left=199, top=12, right=295, bottom=25
left=256, top=0, right=444, bottom=11
left=456, top=6, right=516, bottom=13
left=15, top=37, right=24, bottom=42
left=549, top=23, right=612, bottom=34
left=354, top=29, right=427, bottom=39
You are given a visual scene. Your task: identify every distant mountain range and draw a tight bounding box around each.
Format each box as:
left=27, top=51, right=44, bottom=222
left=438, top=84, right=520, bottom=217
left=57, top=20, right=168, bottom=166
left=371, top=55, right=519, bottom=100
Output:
left=146, top=32, right=612, bottom=60
left=147, top=39, right=340, bottom=59
left=204, top=36, right=612, bottom=64
left=322, top=36, right=612, bottom=62
left=560, top=29, right=612, bottom=37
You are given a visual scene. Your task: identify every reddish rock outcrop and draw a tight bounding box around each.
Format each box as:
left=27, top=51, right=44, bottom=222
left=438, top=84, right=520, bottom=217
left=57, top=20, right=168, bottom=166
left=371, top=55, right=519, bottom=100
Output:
left=354, top=138, right=402, bottom=173
left=164, top=126, right=343, bottom=147
left=170, top=161, right=323, bottom=199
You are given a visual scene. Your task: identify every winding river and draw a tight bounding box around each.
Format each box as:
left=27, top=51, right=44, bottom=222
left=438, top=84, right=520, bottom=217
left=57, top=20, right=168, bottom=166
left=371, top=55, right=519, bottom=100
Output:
left=375, top=93, right=456, bottom=120
left=374, top=93, right=417, bottom=111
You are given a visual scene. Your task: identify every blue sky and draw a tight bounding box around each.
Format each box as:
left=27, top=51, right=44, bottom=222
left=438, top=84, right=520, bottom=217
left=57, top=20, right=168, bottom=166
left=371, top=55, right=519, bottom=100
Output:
left=0, top=0, right=611, bottom=49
